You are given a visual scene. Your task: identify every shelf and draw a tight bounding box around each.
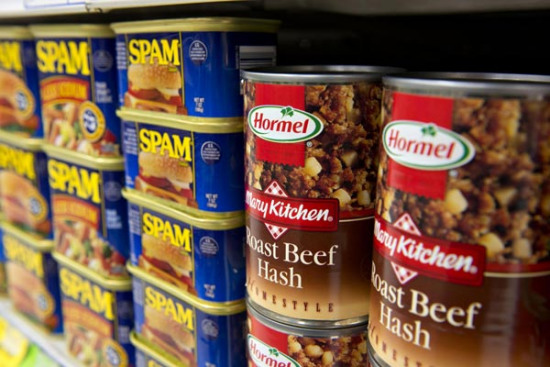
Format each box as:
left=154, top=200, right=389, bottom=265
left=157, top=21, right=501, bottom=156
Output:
left=0, top=299, right=80, bottom=367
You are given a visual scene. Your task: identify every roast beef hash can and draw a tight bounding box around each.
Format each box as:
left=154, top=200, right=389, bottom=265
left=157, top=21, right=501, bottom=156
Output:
left=44, top=145, right=128, bottom=278
left=369, top=73, right=550, bottom=367
left=242, top=66, right=400, bottom=323
left=111, top=17, right=279, bottom=119
left=124, top=189, right=245, bottom=302
left=0, top=133, right=52, bottom=238
left=119, top=109, right=244, bottom=216
left=30, top=25, right=120, bottom=156
left=54, top=252, right=134, bottom=367
left=129, top=264, right=247, bottom=367
left=0, top=26, right=43, bottom=138
left=2, top=222, right=63, bottom=333
left=247, top=300, right=369, bottom=367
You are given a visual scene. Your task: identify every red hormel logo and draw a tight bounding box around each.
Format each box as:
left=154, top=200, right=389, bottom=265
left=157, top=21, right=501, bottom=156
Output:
left=383, top=121, right=475, bottom=170
left=374, top=213, right=486, bottom=286
left=248, top=335, right=300, bottom=367
left=248, top=105, right=324, bottom=143
left=246, top=181, right=339, bottom=239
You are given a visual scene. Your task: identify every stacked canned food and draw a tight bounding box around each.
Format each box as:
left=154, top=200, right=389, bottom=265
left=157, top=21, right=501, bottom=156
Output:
left=111, top=17, right=279, bottom=367
left=28, top=24, right=135, bottom=367
left=0, top=26, right=63, bottom=335
left=242, top=66, right=401, bottom=367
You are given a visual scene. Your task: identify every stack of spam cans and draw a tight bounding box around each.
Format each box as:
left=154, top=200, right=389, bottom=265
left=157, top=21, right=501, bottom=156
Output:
left=241, top=66, right=401, bottom=367
left=0, top=26, right=63, bottom=335
left=111, top=17, right=279, bottom=367
left=28, top=24, right=135, bottom=367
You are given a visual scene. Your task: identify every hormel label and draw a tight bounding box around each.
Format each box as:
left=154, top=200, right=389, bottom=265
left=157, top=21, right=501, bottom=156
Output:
left=246, top=187, right=339, bottom=232
left=383, top=120, right=475, bottom=170
left=373, top=215, right=486, bottom=286
left=248, top=335, right=299, bottom=367
left=248, top=105, right=324, bottom=143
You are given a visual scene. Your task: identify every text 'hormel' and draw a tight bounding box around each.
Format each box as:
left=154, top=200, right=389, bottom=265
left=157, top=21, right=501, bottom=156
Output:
left=246, top=188, right=338, bottom=232
left=374, top=217, right=486, bottom=286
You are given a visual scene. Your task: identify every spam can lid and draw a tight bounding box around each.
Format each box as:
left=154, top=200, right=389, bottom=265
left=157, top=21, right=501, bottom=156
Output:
left=0, top=26, right=33, bottom=39
left=111, top=17, right=280, bottom=34
left=0, top=133, right=43, bottom=152
left=43, top=144, right=124, bottom=171
left=241, top=65, right=404, bottom=83
left=116, top=108, right=243, bottom=134
left=0, top=221, right=53, bottom=252
left=53, top=252, right=132, bottom=290
left=122, top=189, right=244, bottom=230
left=29, top=24, right=115, bottom=38
left=128, top=263, right=246, bottom=315
left=130, top=332, right=182, bottom=367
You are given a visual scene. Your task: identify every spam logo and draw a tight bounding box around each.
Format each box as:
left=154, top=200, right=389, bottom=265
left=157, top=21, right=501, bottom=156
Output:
left=139, top=129, right=192, bottom=161
left=3, top=235, right=43, bottom=278
left=142, top=212, right=192, bottom=252
left=36, top=40, right=90, bottom=76
left=0, top=144, right=35, bottom=180
left=48, top=159, right=101, bottom=204
left=128, top=38, right=181, bottom=66
left=145, top=286, right=194, bottom=331
left=60, top=267, right=115, bottom=320
left=0, top=41, right=22, bottom=73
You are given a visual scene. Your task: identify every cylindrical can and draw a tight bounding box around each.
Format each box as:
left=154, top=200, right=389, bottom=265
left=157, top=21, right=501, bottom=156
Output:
left=247, top=299, right=369, bottom=367
left=2, top=221, right=63, bottom=333
left=131, top=331, right=182, bottom=367
left=0, top=26, right=43, bottom=138
left=44, top=145, right=129, bottom=277
left=118, top=109, right=244, bottom=216
left=111, top=18, right=279, bottom=119
left=369, top=73, right=550, bottom=367
left=30, top=25, right=121, bottom=157
left=123, top=189, right=246, bottom=302
left=0, top=133, right=52, bottom=238
left=54, top=252, right=134, bottom=367
left=129, top=264, right=247, bottom=367
left=242, top=66, right=401, bottom=323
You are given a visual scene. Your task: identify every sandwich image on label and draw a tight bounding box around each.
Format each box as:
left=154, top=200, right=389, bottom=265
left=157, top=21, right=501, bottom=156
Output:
left=125, top=58, right=186, bottom=115
left=0, top=70, right=37, bottom=133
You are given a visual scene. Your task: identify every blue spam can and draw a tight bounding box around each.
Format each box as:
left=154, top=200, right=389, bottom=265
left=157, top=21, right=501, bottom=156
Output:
left=44, top=145, right=129, bottom=278
left=123, top=189, right=245, bottom=303
left=54, top=252, right=134, bottom=367
left=0, top=133, right=52, bottom=238
left=111, top=18, right=279, bottom=119
left=30, top=25, right=121, bottom=157
left=2, top=221, right=63, bottom=333
left=0, top=224, right=5, bottom=294
left=129, top=264, right=247, bottom=367
left=131, top=331, right=182, bottom=367
left=118, top=109, right=244, bottom=217
left=0, top=26, right=43, bottom=138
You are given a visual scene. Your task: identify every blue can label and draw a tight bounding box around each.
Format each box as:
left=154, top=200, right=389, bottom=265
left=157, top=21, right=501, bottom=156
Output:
left=3, top=231, right=63, bottom=333
left=36, top=36, right=120, bottom=156
left=0, top=141, right=52, bottom=238
left=122, top=120, right=244, bottom=214
left=47, top=157, right=128, bottom=277
left=0, top=38, right=43, bottom=138
left=132, top=276, right=246, bottom=367
left=59, top=264, right=134, bottom=366
left=116, top=31, right=276, bottom=118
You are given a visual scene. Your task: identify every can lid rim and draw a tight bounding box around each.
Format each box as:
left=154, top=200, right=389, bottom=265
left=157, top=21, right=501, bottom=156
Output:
left=111, top=17, right=280, bottom=33
left=1, top=221, right=53, bottom=252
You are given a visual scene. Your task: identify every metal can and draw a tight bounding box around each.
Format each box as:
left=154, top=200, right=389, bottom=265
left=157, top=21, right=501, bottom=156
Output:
left=0, top=26, right=43, bottom=138
left=129, top=264, right=247, bottom=367
left=124, top=189, right=245, bottom=303
left=247, top=299, right=369, bottom=367
left=242, top=66, right=401, bottom=323
left=0, top=225, right=5, bottom=294
left=54, top=252, right=134, bottom=367
left=131, top=331, right=182, bottom=367
left=30, top=25, right=121, bottom=157
left=44, top=145, right=129, bottom=278
left=369, top=73, right=550, bottom=367
left=2, top=221, right=63, bottom=333
left=118, top=109, right=244, bottom=216
left=111, top=17, right=279, bottom=119
left=0, top=133, right=52, bottom=238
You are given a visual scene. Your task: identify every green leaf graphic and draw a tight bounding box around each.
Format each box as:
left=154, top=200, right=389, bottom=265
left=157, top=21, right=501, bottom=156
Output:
left=269, top=348, right=279, bottom=357
left=421, top=125, right=437, bottom=137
